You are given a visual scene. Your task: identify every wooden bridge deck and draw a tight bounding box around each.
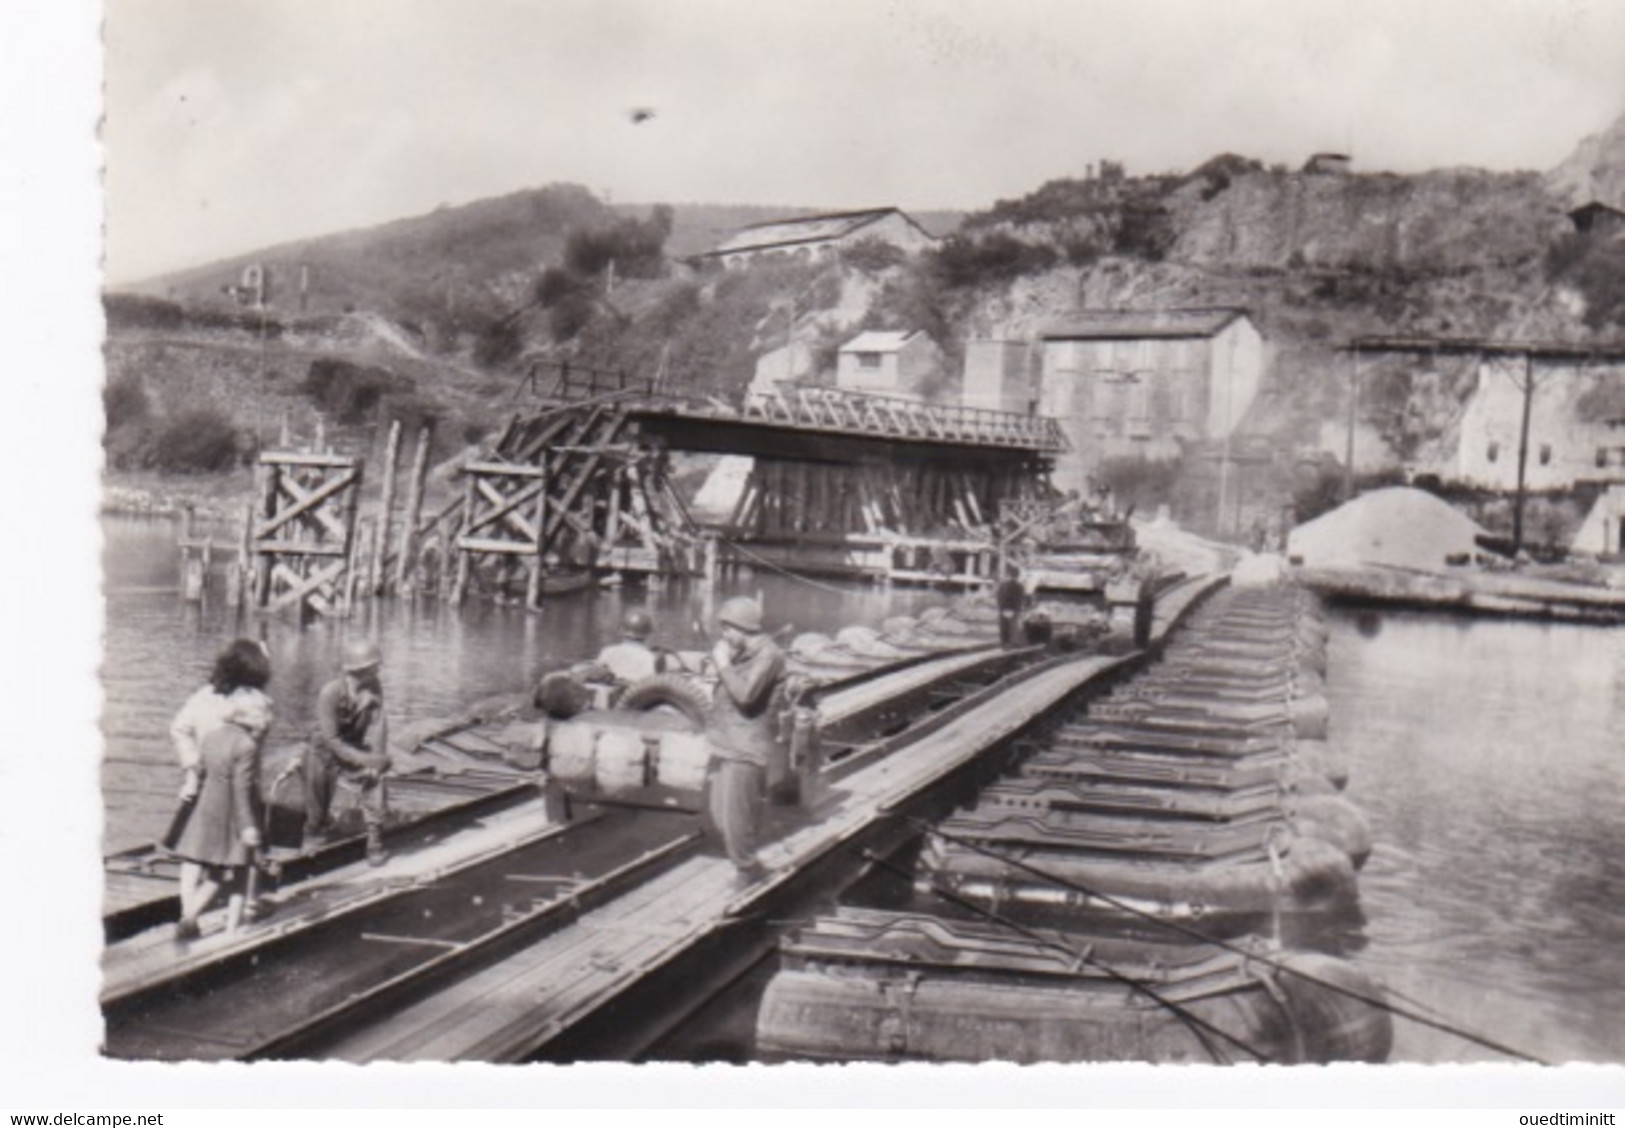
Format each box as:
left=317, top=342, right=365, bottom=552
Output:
left=100, top=572, right=1226, bottom=1061
left=319, top=649, right=1132, bottom=1062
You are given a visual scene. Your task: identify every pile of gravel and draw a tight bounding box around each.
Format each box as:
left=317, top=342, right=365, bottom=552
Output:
left=1288, top=487, right=1486, bottom=570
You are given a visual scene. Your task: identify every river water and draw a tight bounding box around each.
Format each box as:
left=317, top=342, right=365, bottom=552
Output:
left=100, top=515, right=945, bottom=854
left=99, top=516, right=1625, bottom=1064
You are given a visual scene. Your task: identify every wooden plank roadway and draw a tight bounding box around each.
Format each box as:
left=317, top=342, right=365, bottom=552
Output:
left=101, top=798, right=571, bottom=1005
left=813, top=643, right=1004, bottom=725
left=320, top=648, right=1133, bottom=1062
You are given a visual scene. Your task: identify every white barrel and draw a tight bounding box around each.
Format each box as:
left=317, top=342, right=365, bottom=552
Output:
left=655, top=730, right=712, bottom=792
left=548, top=721, right=598, bottom=785
left=595, top=729, right=650, bottom=795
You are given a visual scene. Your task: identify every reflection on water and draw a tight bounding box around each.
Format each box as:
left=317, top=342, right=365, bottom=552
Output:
left=100, top=518, right=1625, bottom=1063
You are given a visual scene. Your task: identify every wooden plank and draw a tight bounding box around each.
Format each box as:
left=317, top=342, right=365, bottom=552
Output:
left=101, top=803, right=586, bottom=1007
left=254, top=541, right=349, bottom=557
left=464, top=461, right=549, bottom=478
left=371, top=420, right=402, bottom=596
left=526, top=458, right=548, bottom=610
left=452, top=471, right=476, bottom=605
left=259, top=452, right=358, bottom=468
left=394, top=425, right=433, bottom=594
left=253, top=464, right=278, bottom=607
left=454, top=537, right=540, bottom=556
left=539, top=451, right=605, bottom=553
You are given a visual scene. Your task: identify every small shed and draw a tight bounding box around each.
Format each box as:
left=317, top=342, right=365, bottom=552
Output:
left=1303, top=153, right=1353, bottom=176
left=696, top=208, right=938, bottom=270
left=1567, top=201, right=1625, bottom=237
left=836, top=330, right=947, bottom=401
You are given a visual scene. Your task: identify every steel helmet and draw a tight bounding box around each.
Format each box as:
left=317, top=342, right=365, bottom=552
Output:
left=621, top=609, right=653, bottom=640
left=342, top=638, right=383, bottom=673
left=717, top=596, right=764, bottom=634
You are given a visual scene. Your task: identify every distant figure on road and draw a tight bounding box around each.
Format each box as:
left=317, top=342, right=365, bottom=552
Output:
left=302, top=638, right=391, bottom=866
left=995, top=563, right=1028, bottom=647
left=705, top=596, right=787, bottom=880
left=169, top=693, right=273, bottom=940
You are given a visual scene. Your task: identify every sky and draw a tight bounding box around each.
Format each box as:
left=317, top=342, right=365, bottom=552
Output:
left=101, top=0, right=1625, bottom=284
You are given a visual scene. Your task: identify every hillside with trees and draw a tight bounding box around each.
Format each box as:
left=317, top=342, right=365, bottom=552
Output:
left=104, top=106, right=1625, bottom=535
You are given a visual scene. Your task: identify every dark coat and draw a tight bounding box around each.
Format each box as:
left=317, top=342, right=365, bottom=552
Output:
left=708, top=634, right=787, bottom=767
left=171, top=722, right=262, bottom=868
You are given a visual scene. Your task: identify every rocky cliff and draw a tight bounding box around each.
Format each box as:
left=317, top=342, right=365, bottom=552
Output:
left=1545, top=103, right=1625, bottom=206
left=110, top=107, right=1625, bottom=505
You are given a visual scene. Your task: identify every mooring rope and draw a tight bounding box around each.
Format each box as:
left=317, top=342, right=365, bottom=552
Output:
left=711, top=532, right=875, bottom=598
left=911, top=818, right=1549, bottom=1065
left=859, top=849, right=1271, bottom=1064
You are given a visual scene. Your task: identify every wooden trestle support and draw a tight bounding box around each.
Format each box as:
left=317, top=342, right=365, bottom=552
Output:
left=448, top=403, right=697, bottom=609
left=250, top=450, right=364, bottom=618
left=226, top=380, right=1065, bottom=613
left=727, top=459, right=1046, bottom=542
left=723, top=455, right=1052, bottom=586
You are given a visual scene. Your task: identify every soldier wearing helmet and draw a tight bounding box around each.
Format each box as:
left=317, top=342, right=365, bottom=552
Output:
left=302, top=637, right=391, bottom=865
left=591, top=608, right=662, bottom=685
left=706, top=596, right=786, bottom=878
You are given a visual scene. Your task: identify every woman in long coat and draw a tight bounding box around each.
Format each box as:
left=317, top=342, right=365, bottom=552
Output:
left=170, top=693, right=273, bottom=939
left=168, top=639, right=273, bottom=802
left=166, top=639, right=273, bottom=927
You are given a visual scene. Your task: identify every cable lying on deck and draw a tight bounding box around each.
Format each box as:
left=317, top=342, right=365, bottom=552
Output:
left=909, top=817, right=1548, bottom=1065
left=859, top=848, right=1276, bottom=1064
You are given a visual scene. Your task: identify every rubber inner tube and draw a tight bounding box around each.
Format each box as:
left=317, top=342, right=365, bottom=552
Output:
left=617, top=671, right=712, bottom=729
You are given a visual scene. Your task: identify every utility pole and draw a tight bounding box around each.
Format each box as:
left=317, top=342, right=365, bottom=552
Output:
left=1511, top=351, right=1536, bottom=557
left=1216, top=367, right=1233, bottom=538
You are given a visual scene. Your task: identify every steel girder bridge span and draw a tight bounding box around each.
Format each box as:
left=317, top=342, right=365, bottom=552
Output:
left=458, top=371, right=1068, bottom=593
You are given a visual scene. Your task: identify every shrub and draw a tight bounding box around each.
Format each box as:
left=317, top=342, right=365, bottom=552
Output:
left=303, top=358, right=413, bottom=424
left=1290, top=460, right=1347, bottom=524
left=151, top=408, right=241, bottom=472
left=967, top=178, right=1101, bottom=229
left=534, top=266, right=603, bottom=343
left=562, top=207, right=673, bottom=281
left=840, top=237, right=908, bottom=273
left=474, top=317, right=524, bottom=367
left=1112, top=197, right=1175, bottom=261
left=103, top=293, right=186, bottom=331
left=1097, top=454, right=1183, bottom=513
left=103, top=378, right=150, bottom=431
left=1186, top=153, right=1264, bottom=202
left=929, top=232, right=1059, bottom=290
left=1545, top=233, right=1625, bottom=330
